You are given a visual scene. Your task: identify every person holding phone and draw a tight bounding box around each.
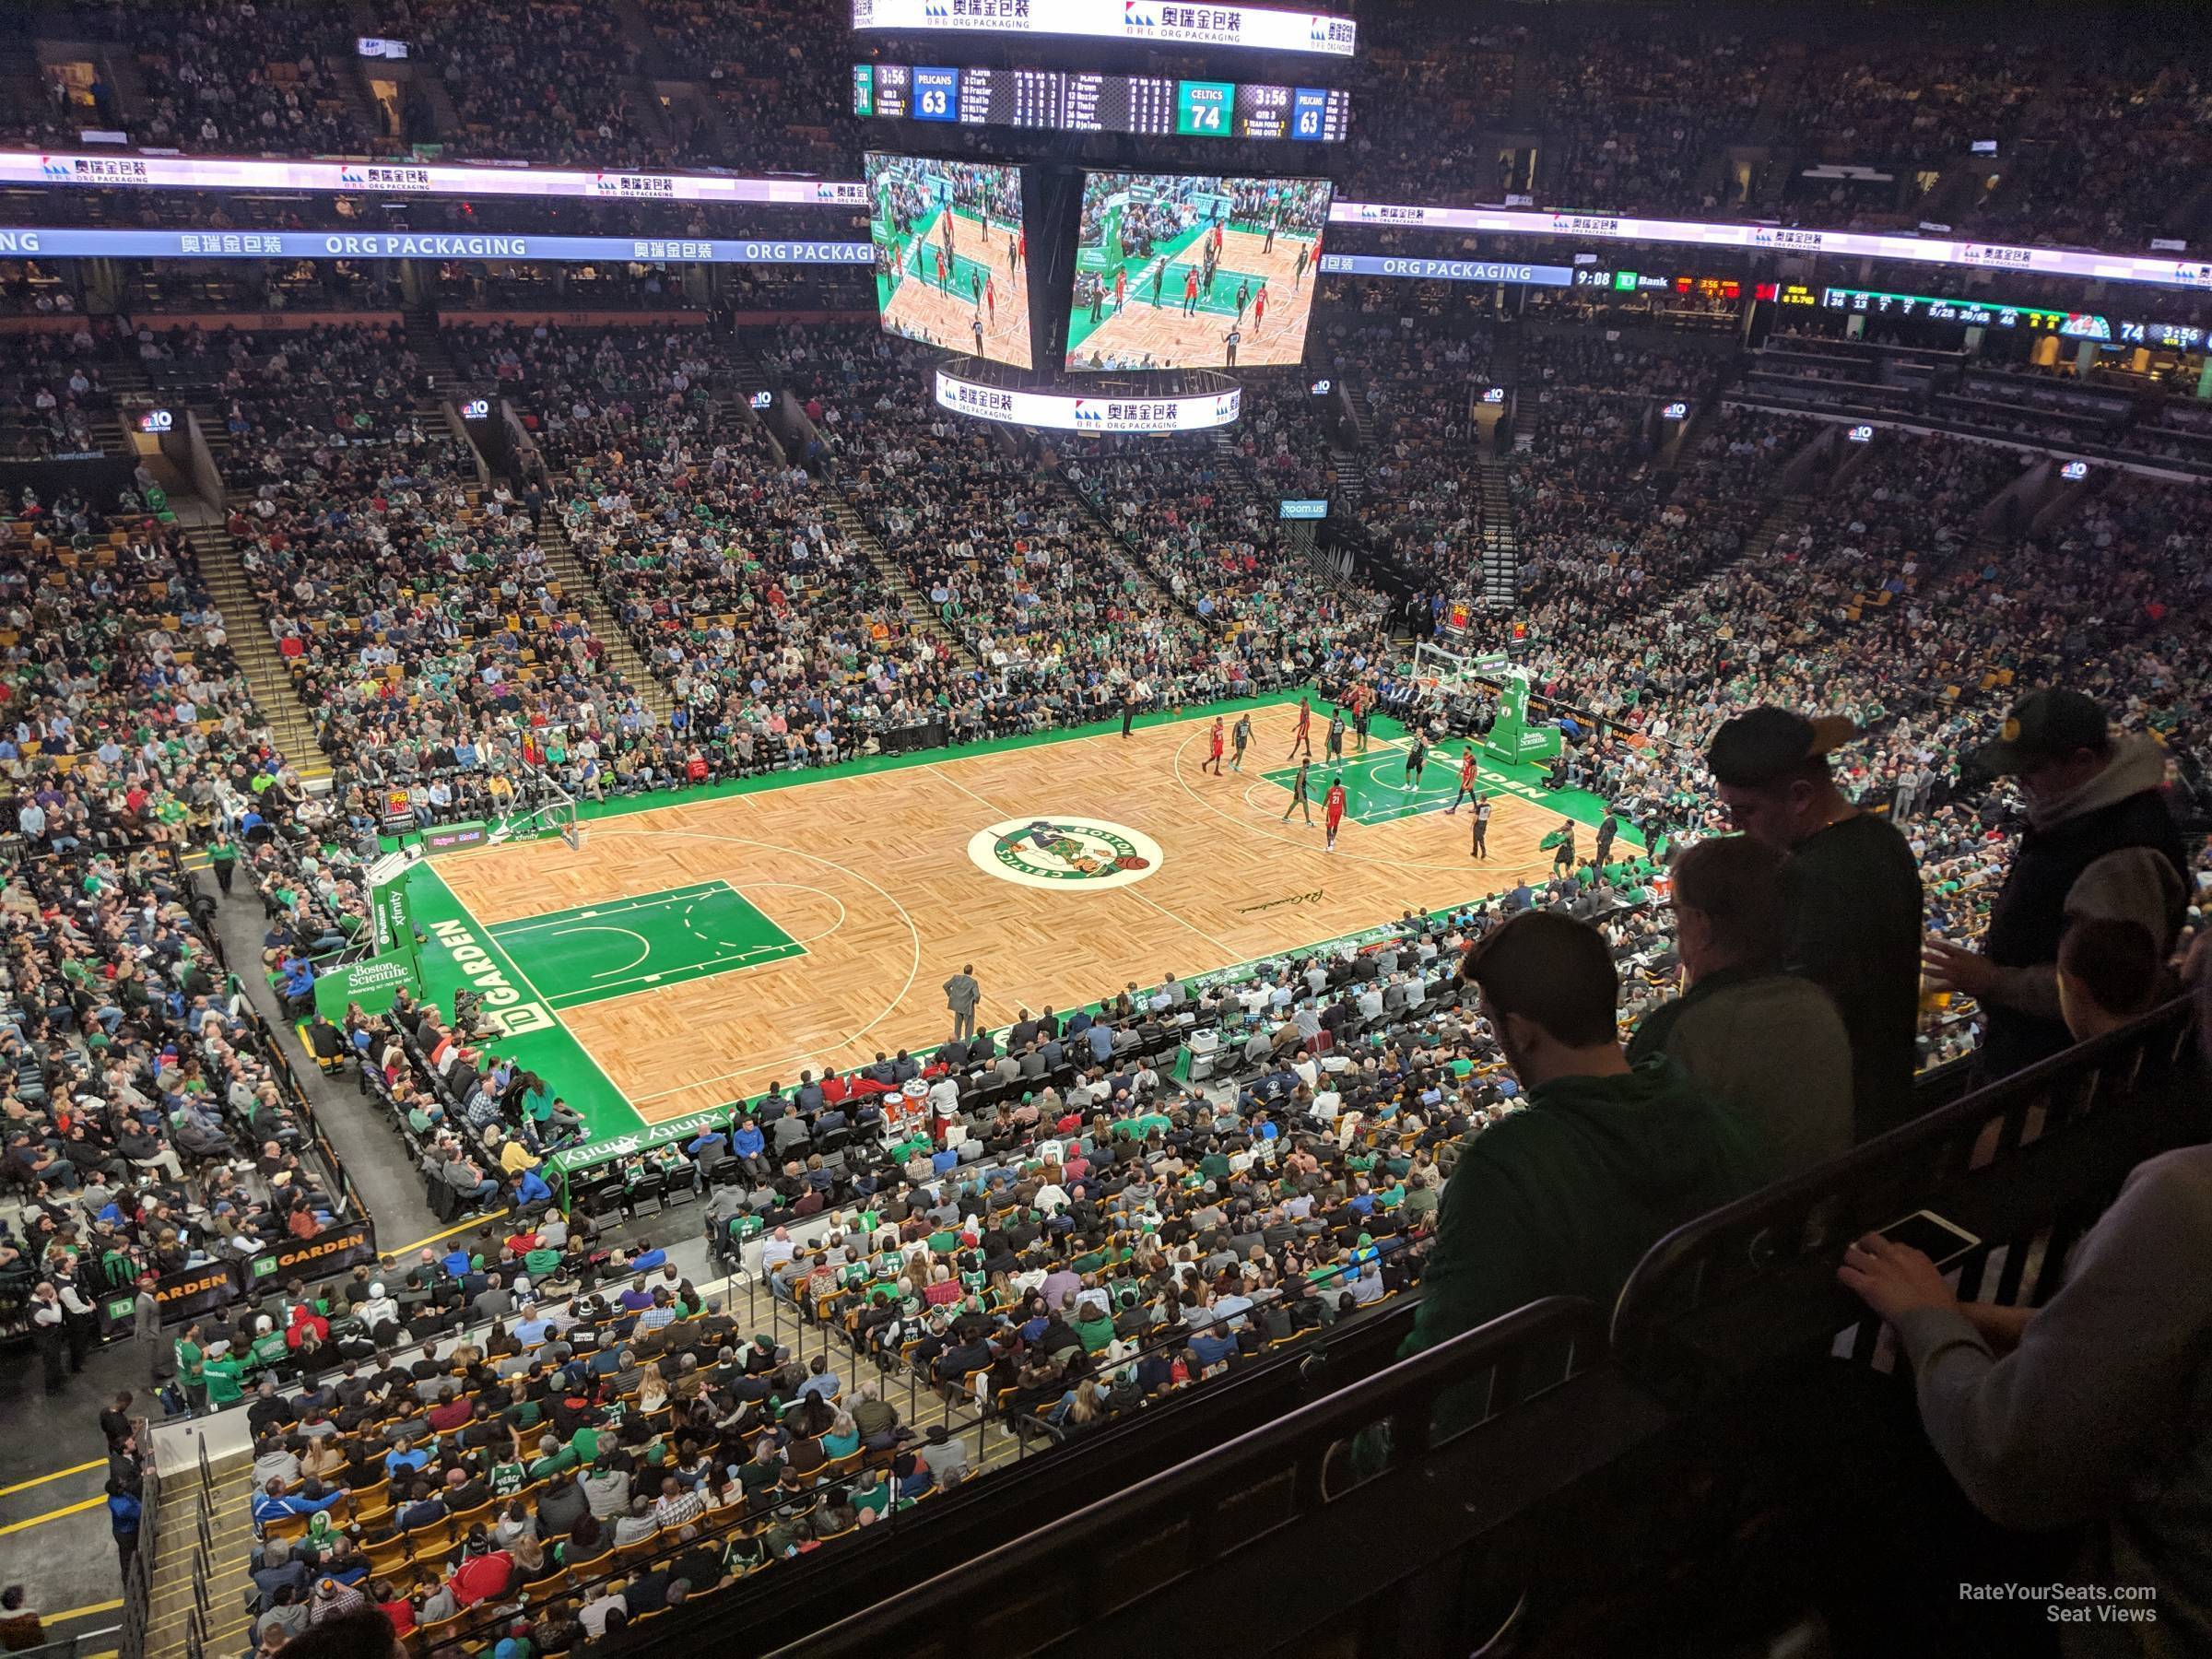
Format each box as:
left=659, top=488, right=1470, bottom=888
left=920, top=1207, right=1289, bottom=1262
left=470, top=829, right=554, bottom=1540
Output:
left=1838, top=978, right=2212, bottom=1653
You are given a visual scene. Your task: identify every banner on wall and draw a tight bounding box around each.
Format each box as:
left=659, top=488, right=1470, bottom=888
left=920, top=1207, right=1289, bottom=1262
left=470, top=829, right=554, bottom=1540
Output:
left=245, top=1219, right=379, bottom=1286
left=312, top=945, right=417, bottom=1018
left=96, top=1258, right=241, bottom=1337
left=4, top=151, right=864, bottom=206
left=96, top=1220, right=380, bottom=1335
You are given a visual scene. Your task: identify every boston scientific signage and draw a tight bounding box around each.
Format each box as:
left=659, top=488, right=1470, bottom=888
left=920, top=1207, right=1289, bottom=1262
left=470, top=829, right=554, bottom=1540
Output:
left=935, top=368, right=1241, bottom=434
left=0, top=227, right=872, bottom=264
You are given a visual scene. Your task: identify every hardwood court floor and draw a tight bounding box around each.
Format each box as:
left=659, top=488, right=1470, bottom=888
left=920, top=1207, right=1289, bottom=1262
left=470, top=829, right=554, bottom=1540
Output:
left=878, top=206, right=1030, bottom=366
left=436, top=709, right=1574, bottom=1124
left=1067, top=226, right=1318, bottom=371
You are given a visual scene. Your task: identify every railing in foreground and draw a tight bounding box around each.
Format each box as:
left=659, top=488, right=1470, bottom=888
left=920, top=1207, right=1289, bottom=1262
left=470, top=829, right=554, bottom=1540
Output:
left=759, top=994, right=2201, bottom=1659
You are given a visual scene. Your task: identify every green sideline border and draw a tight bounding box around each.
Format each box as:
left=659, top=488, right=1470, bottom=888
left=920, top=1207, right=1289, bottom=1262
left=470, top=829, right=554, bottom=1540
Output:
left=384, top=687, right=1643, bottom=1176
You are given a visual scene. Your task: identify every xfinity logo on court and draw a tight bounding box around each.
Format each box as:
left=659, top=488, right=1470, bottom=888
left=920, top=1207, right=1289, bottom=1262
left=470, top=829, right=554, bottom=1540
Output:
left=968, top=818, right=1164, bottom=891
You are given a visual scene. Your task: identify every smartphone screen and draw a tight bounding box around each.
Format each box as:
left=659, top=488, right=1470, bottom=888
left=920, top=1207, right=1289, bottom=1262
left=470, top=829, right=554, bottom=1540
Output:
left=1880, top=1209, right=1980, bottom=1267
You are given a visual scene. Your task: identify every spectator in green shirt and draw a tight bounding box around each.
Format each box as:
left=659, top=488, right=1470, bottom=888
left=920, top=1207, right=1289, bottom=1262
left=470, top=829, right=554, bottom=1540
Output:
left=174, top=1325, right=207, bottom=1407
left=203, top=1347, right=246, bottom=1406
left=1401, top=913, right=1764, bottom=1386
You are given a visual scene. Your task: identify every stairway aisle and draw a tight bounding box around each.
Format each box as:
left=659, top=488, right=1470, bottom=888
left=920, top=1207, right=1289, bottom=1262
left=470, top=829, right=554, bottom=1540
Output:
left=139, top=1446, right=255, bottom=1659
left=404, top=303, right=463, bottom=392
left=184, top=517, right=331, bottom=785
left=822, top=494, right=982, bottom=672
left=1038, top=470, right=1202, bottom=627
left=1476, top=457, right=1520, bottom=608
left=532, top=509, right=676, bottom=720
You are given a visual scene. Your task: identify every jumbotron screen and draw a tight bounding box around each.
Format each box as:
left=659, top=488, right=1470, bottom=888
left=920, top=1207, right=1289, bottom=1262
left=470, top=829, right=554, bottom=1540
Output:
left=1064, top=173, right=1331, bottom=372
left=866, top=153, right=1031, bottom=370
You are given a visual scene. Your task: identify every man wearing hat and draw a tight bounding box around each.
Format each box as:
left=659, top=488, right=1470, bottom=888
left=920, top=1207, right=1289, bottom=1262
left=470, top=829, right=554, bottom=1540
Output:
left=1705, top=706, right=1924, bottom=1137
left=1924, top=689, right=2186, bottom=1078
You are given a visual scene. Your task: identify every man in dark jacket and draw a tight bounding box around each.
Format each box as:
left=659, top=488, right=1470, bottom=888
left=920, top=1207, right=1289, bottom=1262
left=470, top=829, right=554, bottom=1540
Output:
left=1402, top=912, right=1765, bottom=1382
left=1924, top=690, right=2188, bottom=1079
left=1707, top=707, right=1924, bottom=1138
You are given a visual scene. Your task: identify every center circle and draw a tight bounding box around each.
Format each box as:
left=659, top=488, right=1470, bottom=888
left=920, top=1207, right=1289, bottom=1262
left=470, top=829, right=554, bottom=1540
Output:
left=966, top=817, right=1165, bottom=891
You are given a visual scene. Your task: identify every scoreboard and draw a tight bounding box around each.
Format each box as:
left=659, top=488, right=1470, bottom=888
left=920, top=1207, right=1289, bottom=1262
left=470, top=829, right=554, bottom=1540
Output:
left=854, top=64, right=1348, bottom=141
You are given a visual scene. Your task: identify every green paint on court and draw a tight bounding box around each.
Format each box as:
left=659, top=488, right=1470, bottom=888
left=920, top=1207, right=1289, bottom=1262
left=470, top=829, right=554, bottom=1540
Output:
left=1261, top=733, right=1651, bottom=844
left=1067, top=217, right=1283, bottom=351
left=404, top=862, right=642, bottom=1143
left=877, top=206, right=1018, bottom=314
left=488, top=881, right=805, bottom=1012
left=1262, top=736, right=1491, bottom=825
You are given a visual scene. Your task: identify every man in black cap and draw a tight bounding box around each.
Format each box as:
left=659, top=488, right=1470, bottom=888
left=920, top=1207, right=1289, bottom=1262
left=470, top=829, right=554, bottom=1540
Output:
left=1924, top=689, right=2187, bottom=1079
left=1705, top=706, right=1924, bottom=1138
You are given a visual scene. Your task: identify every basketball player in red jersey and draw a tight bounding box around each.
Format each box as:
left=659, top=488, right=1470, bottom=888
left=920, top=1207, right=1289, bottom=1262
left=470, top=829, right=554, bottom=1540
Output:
left=1324, top=777, right=1347, bottom=852
left=1286, top=695, right=1312, bottom=759
left=1203, top=716, right=1225, bottom=776
left=1253, top=283, right=1267, bottom=337
left=1446, top=744, right=1481, bottom=813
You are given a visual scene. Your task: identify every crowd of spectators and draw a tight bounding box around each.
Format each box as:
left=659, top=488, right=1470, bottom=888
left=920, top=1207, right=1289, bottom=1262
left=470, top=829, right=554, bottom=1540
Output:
left=473, top=321, right=968, bottom=776
left=126, top=0, right=361, bottom=158
left=5, top=834, right=347, bottom=1389
left=0, top=500, right=281, bottom=808
left=1779, top=45, right=2045, bottom=171
left=1336, top=316, right=1498, bottom=581
left=140, top=322, right=435, bottom=495
left=779, top=327, right=1303, bottom=724
left=1058, top=406, right=1389, bottom=658
left=387, top=0, right=657, bottom=171
left=0, top=332, right=113, bottom=461
left=1527, top=33, right=1766, bottom=215
left=221, top=391, right=643, bottom=796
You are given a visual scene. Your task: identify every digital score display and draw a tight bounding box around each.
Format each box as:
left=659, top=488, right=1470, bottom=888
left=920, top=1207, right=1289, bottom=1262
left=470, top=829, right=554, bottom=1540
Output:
left=2120, top=319, right=2207, bottom=350
left=1574, top=269, right=1742, bottom=300
left=865, top=63, right=912, bottom=119
left=1177, top=79, right=1234, bottom=135
left=854, top=65, right=1345, bottom=140
left=1805, top=287, right=2205, bottom=352
left=1822, top=286, right=2111, bottom=339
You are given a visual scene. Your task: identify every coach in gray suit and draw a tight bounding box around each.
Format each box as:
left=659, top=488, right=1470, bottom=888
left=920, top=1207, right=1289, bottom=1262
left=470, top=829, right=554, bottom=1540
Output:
left=945, top=965, right=982, bottom=1041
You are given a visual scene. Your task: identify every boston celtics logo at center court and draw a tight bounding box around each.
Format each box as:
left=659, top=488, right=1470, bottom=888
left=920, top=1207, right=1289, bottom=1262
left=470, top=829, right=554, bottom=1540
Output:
left=966, top=817, right=1165, bottom=892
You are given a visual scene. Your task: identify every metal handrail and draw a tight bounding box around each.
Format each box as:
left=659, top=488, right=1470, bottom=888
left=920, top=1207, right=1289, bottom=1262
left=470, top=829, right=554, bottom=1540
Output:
left=778, top=1297, right=1614, bottom=1658
left=1610, top=990, right=2203, bottom=1394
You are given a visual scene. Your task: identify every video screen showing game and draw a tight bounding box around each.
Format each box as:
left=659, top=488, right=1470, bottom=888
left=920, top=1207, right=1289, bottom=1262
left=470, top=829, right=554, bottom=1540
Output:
left=1064, top=172, right=1331, bottom=372
left=866, top=153, right=1030, bottom=369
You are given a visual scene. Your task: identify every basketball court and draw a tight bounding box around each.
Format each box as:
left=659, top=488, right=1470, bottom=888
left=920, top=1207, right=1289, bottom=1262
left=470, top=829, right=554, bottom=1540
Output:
left=1065, top=222, right=1320, bottom=371
left=403, top=692, right=1637, bottom=1167
left=875, top=205, right=1030, bottom=366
